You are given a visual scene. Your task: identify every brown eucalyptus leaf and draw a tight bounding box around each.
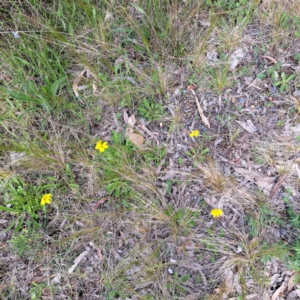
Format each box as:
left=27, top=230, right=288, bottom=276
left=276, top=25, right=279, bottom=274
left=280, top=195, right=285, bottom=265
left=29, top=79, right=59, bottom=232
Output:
left=236, top=120, right=257, bottom=134
left=128, top=114, right=136, bottom=127
left=128, top=132, right=145, bottom=145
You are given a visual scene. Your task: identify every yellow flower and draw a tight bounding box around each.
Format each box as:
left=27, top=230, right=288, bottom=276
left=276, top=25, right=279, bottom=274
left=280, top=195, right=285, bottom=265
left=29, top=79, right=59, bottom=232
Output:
left=95, top=140, right=108, bottom=153
left=40, top=193, right=52, bottom=206
left=189, top=130, right=199, bottom=138
left=210, top=208, right=223, bottom=218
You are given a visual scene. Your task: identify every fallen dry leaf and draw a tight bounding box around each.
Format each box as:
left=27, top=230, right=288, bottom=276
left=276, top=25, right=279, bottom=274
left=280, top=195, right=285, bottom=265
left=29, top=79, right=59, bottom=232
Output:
left=156, top=159, right=165, bottom=174
left=178, top=262, right=207, bottom=286
left=85, top=67, right=99, bottom=81
left=229, top=48, right=245, bottom=70
left=128, top=133, right=145, bottom=145
left=127, top=114, right=136, bottom=127
left=158, top=169, right=179, bottom=181
left=187, top=84, right=197, bottom=91
left=51, top=273, right=62, bottom=285
left=234, top=167, right=274, bottom=193
left=269, top=174, right=288, bottom=198
left=73, top=69, right=86, bottom=97
left=68, top=250, right=89, bottom=274
left=93, top=196, right=112, bottom=211
left=137, top=122, right=159, bottom=145
left=235, top=120, right=257, bottom=134
left=89, top=241, right=103, bottom=261
left=92, top=83, right=98, bottom=95
left=224, top=269, right=236, bottom=296
left=291, top=124, right=300, bottom=133
left=247, top=78, right=264, bottom=90
left=270, top=274, right=280, bottom=287
left=123, top=110, right=129, bottom=124
left=191, top=90, right=210, bottom=128
left=262, top=55, right=278, bottom=65
left=288, top=273, right=297, bottom=292
left=246, top=294, right=258, bottom=300
left=126, top=128, right=145, bottom=146
left=272, top=281, right=287, bottom=300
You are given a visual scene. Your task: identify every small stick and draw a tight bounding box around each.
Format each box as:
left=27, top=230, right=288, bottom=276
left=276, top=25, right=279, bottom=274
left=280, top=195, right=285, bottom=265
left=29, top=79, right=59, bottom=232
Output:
left=269, top=174, right=288, bottom=198
left=93, top=197, right=113, bottom=211
left=191, top=90, right=210, bottom=129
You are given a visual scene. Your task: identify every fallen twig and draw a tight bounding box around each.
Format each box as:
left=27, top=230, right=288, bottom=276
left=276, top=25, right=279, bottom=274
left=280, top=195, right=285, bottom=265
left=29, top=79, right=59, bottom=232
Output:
left=269, top=174, right=288, bottom=198
left=93, top=197, right=113, bottom=211
left=68, top=250, right=89, bottom=274
left=191, top=90, right=210, bottom=128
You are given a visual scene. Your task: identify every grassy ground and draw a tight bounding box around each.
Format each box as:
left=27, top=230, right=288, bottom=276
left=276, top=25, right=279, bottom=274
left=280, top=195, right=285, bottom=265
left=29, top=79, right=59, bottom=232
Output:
left=1, top=0, right=300, bottom=299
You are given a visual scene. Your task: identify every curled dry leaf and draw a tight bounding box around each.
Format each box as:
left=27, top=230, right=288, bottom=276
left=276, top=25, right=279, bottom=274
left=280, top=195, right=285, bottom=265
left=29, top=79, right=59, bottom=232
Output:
left=92, top=83, right=98, bottom=95
left=93, top=196, right=112, bottom=211
left=126, top=127, right=145, bottom=146
left=235, top=120, right=257, bottom=134
left=127, top=114, right=136, bottom=127
left=288, top=273, right=297, bottom=292
left=272, top=281, right=287, bottom=300
left=229, top=48, right=245, bottom=70
left=128, top=133, right=145, bottom=145
left=73, top=69, right=86, bottom=97
left=269, top=174, right=288, bottom=198
left=187, top=84, right=197, bottom=91
left=85, top=68, right=98, bottom=81
left=262, top=55, right=278, bottom=65
left=234, top=167, right=274, bottom=193
left=51, top=273, right=62, bottom=285
left=123, top=110, right=129, bottom=124
left=89, top=241, right=103, bottom=261
left=191, top=90, right=210, bottom=128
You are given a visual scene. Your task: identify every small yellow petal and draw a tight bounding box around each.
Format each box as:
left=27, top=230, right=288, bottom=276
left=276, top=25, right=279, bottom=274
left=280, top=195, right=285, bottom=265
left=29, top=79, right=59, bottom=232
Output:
left=189, top=130, right=199, bottom=138
left=95, top=140, right=108, bottom=153
left=210, top=208, right=223, bottom=218
left=41, top=193, right=52, bottom=206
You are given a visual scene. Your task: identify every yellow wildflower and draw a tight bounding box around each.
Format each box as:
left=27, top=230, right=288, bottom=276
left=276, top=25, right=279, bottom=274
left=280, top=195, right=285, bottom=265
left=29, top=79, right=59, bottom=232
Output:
left=210, top=208, right=223, bottom=218
left=189, top=130, right=199, bottom=138
left=95, top=140, right=108, bottom=153
left=40, top=193, right=52, bottom=206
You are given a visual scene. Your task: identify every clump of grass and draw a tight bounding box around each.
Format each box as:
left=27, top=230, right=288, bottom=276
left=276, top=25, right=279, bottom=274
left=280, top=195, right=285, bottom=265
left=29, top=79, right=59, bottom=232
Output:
left=0, top=175, right=56, bottom=230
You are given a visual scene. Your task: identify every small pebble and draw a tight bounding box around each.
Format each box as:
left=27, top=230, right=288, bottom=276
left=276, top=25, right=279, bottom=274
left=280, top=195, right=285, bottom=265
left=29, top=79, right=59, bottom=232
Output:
left=168, top=268, right=174, bottom=275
